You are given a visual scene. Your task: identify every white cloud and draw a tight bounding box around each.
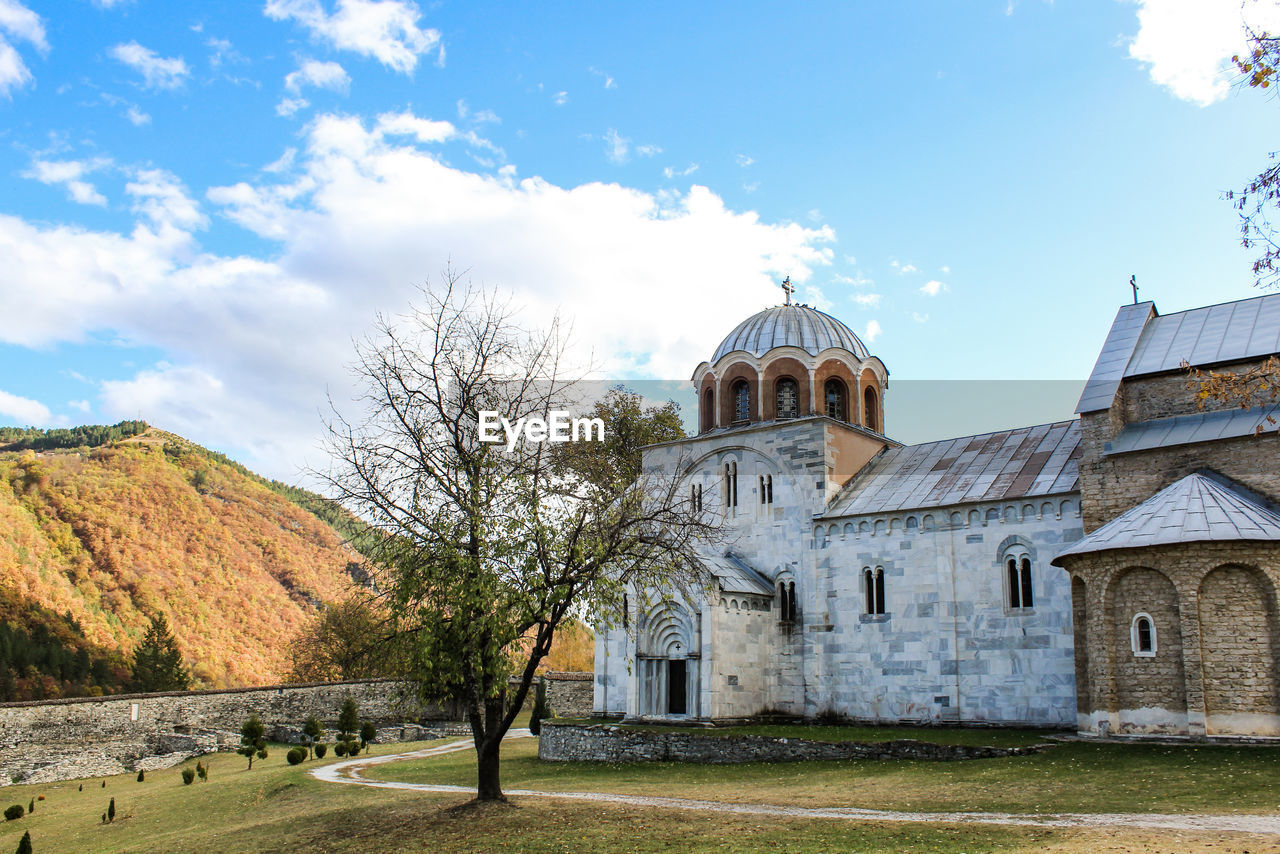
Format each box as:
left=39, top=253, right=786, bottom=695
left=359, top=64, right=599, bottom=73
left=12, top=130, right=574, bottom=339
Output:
left=890, top=260, right=918, bottom=275
left=589, top=66, right=616, bottom=88
left=553, top=90, right=568, bottom=106
left=264, top=0, right=440, bottom=74
left=663, top=163, right=699, bottom=179
left=125, top=104, right=151, bottom=125
left=285, top=58, right=350, bottom=94
left=807, top=209, right=823, bottom=223
left=0, top=110, right=835, bottom=477
left=0, top=0, right=45, bottom=97
left=276, top=96, right=310, bottom=116
left=940, top=265, right=950, bottom=274
left=919, top=280, right=948, bottom=296
left=911, top=312, right=930, bottom=323
left=604, top=128, right=629, bottom=164
left=110, top=41, right=190, bottom=90
left=23, top=158, right=111, bottom=206
left=68, top=399, right=90, bottom=413
left=456, top=99, right=499, bottom=124
left=1127, top=0, right=1280, bottom=106
left=735, top=154, right=754, bottom=168
left=0, top=387, right=52, bottom=425
left=851, top=292, right=882, bottom=308
left=864, top=320, right=882, bottom=343
left=742, top=181, right=759, bottom=193
left=802, top=285, right=832, bottom=311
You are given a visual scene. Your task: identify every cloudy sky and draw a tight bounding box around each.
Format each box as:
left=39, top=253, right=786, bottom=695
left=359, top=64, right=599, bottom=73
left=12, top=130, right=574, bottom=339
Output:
left=1, top=0, right=1278, bottom=480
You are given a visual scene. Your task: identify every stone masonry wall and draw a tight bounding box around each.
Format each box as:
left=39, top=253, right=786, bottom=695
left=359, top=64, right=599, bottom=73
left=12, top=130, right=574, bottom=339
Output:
left=0, top=679, right=462, bottom=786
left=1059, top=541, right=1280, bottom=737
left=543, top=672, right=593, bottom=718
left=537, top=721, right=1052, bottom=763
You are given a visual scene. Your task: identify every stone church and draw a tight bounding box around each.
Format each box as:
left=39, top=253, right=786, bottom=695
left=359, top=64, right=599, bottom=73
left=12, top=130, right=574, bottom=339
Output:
left=593, top=287, right=1280, bottom=736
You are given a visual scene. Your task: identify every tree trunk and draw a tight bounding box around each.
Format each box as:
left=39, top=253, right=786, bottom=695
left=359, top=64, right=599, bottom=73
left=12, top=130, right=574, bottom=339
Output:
left=475, top=736, right=503, bottom=801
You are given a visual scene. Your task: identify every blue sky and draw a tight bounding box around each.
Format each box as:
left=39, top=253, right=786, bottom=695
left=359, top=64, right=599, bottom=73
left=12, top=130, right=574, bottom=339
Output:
left=1, top=0, right=1278, bottom=479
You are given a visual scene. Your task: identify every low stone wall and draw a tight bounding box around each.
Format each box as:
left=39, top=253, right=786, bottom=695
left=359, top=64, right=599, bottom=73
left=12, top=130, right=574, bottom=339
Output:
left=0, top=679, right=464, bottom=786
left=543, top=672, right=593, bottom=718
left=537, top=721, right=1053, bottom=764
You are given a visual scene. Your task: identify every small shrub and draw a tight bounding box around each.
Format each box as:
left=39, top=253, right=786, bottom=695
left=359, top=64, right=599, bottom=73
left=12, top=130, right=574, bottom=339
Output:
left=101, top=813, right=106, bottom=824
left=334, top=742, right=348, bottom=757
left=16, top=829, right=32, bottom=854
left=78, top=784, right=83, bottom=792
left=360, top=721, right=376, bottom=753
left=3, top=804, right=23, bottom=821
left=107, top=797, right=115, bottom=822
left=26, top=799, right=32, bottom=814
left=181, top=768, right=195, bottom=785
left=286, top=748, right=306, bottom=765
left=303, top=715, right=323, bottom=758
left=196, top=762, right=207, bottom=782
left=313, top=743, right=327, bottom=759
left=100, top=781, right=105, bottom=788
left=136, top=770, right=145, bottom=783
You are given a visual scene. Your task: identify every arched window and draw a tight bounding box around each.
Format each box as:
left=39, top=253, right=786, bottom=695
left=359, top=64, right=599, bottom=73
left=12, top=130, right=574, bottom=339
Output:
left=824, top=378, right=847, bottom=421
left=787, top=581, right=797, bottom=621
left=1004, top=550, right=1034, bottom=609
left=723, top=461, right=738, bottom=508
left=733, top=380, right=750, bottom=422
left=701, top=388, right=715, bottom=432
left=759, top=474, right=773, bottom=505
left=776, top=378, right=799, bottom=419
left=1131, top=613, right=1156, bottom=657
left=863, top=386, right=879, bottom=433
left=690, top=483, right=703, bottom=513
left=863, top=567, right=885, bottom=615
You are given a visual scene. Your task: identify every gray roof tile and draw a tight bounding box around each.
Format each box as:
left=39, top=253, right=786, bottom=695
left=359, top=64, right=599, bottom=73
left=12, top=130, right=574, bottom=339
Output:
left=1052, top=471, right=1280, bottom=564
left=1106, top=405, right=1280, bottom=454
left=705, top=552, right=776, bottom=595
left=822, top=420, right=1081, bottom=519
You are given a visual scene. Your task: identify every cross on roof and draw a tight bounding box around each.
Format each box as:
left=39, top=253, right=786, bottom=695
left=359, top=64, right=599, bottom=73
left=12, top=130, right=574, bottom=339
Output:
left=781, top=276, right=794, bottom=305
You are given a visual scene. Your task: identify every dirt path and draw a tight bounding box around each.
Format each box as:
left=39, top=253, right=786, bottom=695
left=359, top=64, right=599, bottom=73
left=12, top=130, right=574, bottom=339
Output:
left=311, top=734, right=1280, bottom=836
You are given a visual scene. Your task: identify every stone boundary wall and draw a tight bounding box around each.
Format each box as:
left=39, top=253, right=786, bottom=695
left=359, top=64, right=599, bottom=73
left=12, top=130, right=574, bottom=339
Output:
left=537, top=721, right=1053, bottom=764
left=1, top=679, right=466, bottom=787
left=543, top=672, right=593, bottom=718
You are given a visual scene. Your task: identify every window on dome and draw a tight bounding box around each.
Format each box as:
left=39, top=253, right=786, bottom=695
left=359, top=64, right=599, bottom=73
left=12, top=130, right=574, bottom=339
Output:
left=776, top=378, right=799, bottom=419
left=733, top=380, right=750, bottom=422
left=824, top=378, right=847, bottom=421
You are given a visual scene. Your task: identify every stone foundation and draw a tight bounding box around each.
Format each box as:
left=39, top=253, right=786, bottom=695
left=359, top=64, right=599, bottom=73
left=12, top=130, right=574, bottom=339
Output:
left=537, top=721, right=1052, bottom=763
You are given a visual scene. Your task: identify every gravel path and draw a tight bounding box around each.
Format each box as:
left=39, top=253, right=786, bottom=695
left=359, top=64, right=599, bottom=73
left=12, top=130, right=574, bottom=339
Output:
left=311, top=733, right=1280, bottom=836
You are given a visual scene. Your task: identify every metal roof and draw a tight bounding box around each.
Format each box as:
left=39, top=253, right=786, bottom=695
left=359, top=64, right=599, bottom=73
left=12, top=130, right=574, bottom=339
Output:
left=1125, top=293, right=1280, bottom=378
left=1076, top=294, right=1280, bottom=414
left=1106, top=404, right=1280, bottom=455
left=711, top=304, right=870, bottom=363
left=1075, top=303, right=1155, bottom=414
left=822, top=420, right=1081, bottom=519
left=1052, top=471, right=1280, bottom=565
left=703, top=552, right=776, bottom=596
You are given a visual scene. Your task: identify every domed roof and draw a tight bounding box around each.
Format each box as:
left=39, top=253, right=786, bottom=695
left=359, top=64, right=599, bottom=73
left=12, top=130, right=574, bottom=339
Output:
left=711, top=304, right=870, bottom=363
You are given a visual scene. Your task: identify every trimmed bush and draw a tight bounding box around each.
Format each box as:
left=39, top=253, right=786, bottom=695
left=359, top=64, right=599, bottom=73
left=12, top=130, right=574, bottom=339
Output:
left=313, top=743, right=327, bottom=759
left=334, top=742, right=348, bottom=757
left=303, top=715, right=323, bottom=758
left=196, top=761, right=207, bottom=782
left=360, top=721, right=376, bottom=753
left=181, top=768, right=195, bottom=785
left=16, top=829, right=32, bottom=854
left=26, top=799, right=32, bottom=814
left=136, top=770, right=145, bottom=782
left=286, top=747, right=306, bottom=765
left=107, top=797, right=115, bottom=822
left=3, top=805, right=23, bottom=821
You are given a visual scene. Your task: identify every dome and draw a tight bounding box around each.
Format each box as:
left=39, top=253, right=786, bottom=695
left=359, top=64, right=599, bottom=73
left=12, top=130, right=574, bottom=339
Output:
left=710, top=304, right=870, bottom=364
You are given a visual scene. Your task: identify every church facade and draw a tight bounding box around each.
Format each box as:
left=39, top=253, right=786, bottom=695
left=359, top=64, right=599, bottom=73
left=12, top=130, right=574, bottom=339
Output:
left=593, top=290, right=1280, bottom=736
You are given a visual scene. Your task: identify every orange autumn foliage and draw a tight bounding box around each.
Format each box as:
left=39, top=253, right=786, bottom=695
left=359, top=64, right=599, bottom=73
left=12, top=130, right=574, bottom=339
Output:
left=0, top=433, right=362, bottom=689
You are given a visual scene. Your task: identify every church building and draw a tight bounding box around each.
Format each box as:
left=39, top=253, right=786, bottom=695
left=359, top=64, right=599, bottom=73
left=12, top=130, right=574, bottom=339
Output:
left=593, top=286, right=1280, bottom=736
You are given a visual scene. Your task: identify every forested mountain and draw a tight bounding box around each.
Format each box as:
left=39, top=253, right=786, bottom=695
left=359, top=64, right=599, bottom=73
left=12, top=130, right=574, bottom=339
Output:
left=0, top=425, right=366, bottom=698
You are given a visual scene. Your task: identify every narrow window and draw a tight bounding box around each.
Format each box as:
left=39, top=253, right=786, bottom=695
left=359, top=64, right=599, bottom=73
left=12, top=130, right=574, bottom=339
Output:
left=759, top=475, right=766, bottom=504
left=733, top=380, right=750, bottom=422
left=696, top=484, right=703, bottom=512
left=776, top=378, right=799, bottom=419
left=874, top=568, right=885, bottom=615
left=1007, top=558, right=1021, bottom=609
left=1019, top=557, right=1034, bottom=608
left=787, top=581, right=797, bottom=621
left=824, top=378, right=847, bottom=421
left=730, top=462, right=738, bottom=507
left=1131, top=613, right=1156, bottom=657
left=701, top=388, right=715, bottom=432
left=863, top=386, right=879, bottom=433
left=724, top=463, right=732, bottom=507
left=766, top=475, right=774, bottom=504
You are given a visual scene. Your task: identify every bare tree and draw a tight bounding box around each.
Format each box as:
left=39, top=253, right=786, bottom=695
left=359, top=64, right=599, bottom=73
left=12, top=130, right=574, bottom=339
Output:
left=321, top=272, right=717, bottom=801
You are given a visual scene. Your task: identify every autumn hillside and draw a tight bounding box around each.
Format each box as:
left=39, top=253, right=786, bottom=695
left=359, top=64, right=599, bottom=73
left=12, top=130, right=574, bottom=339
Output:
left=0, top=426, right=365, bottom=693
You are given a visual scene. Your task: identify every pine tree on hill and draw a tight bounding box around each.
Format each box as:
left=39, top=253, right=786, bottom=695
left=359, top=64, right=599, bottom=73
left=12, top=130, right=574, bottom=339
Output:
left=129, top=615, right=191, bottom=693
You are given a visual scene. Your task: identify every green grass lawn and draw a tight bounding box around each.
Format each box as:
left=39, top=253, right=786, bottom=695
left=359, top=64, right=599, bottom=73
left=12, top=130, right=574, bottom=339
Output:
left=0, top=732, right=1276, bottom=854
left=549, top=718, right=1052, bottom=747
left=369, top=735, right=1280, bottom=815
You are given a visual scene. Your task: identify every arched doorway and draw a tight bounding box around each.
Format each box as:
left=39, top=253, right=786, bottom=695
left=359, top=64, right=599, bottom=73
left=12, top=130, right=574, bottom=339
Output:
left=637, top=603, right=700, bottom=717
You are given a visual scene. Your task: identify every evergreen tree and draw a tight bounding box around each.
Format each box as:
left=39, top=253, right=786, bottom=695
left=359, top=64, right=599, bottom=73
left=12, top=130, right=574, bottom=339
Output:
left=129, top=615, right=190, bottom=693
left=302, top=715, right=323, bottom=758
left=15, top=830, right=31, bottom=854
left=238, top=714, right=268, bottom=770
left=337, top=697, right=359, bottom=741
